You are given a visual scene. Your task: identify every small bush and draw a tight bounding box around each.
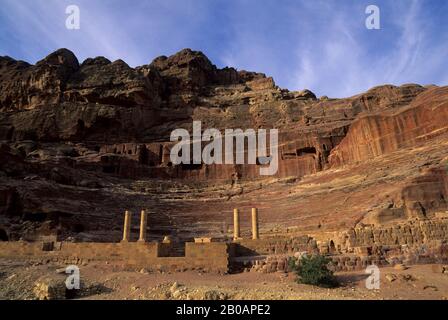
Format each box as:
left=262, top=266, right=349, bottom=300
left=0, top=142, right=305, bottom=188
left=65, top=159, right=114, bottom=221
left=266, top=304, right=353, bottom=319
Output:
left=289, top=254, right=338, bottom=288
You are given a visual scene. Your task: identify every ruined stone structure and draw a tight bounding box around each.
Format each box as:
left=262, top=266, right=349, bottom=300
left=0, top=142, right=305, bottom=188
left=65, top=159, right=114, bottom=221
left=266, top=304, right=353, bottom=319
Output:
left=0, top=241, right=232, bottom=273
left=251, top=208, right=259, bottom=240
left=0, top=48, right=447, bottom=273
left=121, top=210, right=131, bottom=242
left=138, top=210, right=147, bottom=242
left=1, top=207, right=447, bottom=273
left=233, top=209, right=240, bottom=240
left=0, top=208, right=263, bottom=273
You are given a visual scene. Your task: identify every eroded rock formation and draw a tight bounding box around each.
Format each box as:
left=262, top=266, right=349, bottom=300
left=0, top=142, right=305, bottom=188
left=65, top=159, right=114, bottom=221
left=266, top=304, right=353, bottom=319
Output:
left=0, top=48, right=447, bottom=255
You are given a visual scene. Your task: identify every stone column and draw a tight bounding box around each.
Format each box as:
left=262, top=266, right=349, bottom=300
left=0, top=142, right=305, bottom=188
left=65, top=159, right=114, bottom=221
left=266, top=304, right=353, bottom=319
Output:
left=138, top=210, right=147, bottom=242
left=121, top=210, right=131, bottom=242
left=233, top=208, right=240, bottom=240
left=251, top=208, right=259, bottom=240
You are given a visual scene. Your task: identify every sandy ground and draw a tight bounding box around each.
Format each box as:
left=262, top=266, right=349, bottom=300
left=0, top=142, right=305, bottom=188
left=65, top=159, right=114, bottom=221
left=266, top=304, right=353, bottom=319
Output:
left=0, top=259, right=447, bottom=300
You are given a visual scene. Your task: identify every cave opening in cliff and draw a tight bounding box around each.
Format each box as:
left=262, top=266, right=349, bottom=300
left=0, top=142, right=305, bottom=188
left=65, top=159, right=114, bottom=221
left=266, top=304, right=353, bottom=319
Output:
left=138, top=145, right=149, bottom=165
left=102, top=165, right=116, bottom=174
left=23, top=211, right=47, bottom=222
left=0, top=228, right=8, bottom=241
left=329, top=240, right=336, bottom=254
left=256, top=156, right=272, bottom=165
left=181, top=163, right=203, bottom=171
left=297, top=147, right=316, bottom=156
left=6, top=126, right=14, bottom=140
left=72, top=223, right=85, bottom=233
left=158, top=145, right=164, bottom=163
left=76, top=119, right=85, bottom=133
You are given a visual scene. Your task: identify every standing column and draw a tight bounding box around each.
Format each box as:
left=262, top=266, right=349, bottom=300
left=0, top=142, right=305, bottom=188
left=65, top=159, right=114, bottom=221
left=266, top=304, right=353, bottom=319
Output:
left=138, top=210, right=147, bottom=242
left=233, top=208, right=240, bottom=240
left=251, top=208, right=259, bottom=240
left=121, top=210, right=131, bottom=242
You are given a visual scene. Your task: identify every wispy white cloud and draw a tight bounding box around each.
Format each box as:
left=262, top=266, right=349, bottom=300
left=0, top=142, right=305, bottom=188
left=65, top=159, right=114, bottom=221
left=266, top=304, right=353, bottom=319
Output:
left=0, top=0, right=446, bottom=97
left=287, top=3, right=375, bottom=97
left=382, top=0, right=424, bottom=82
left=2, top=0, right=153, bottom=64
left=280, top=0, right=447, bottom=97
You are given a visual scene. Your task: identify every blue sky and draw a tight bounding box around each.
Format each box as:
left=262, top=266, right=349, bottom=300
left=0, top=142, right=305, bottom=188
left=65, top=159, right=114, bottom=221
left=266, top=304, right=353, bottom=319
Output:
left=0, top=0, right=447, bottom=98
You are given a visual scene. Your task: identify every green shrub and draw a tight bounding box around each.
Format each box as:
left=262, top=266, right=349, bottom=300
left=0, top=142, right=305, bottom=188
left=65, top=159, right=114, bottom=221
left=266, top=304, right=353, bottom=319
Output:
left=289, top=254, right=338, bottom=288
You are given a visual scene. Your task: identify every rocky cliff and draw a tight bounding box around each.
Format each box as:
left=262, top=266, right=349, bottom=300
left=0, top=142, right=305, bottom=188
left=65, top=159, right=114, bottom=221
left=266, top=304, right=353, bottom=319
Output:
left=0, top=48, right=447, bottom=244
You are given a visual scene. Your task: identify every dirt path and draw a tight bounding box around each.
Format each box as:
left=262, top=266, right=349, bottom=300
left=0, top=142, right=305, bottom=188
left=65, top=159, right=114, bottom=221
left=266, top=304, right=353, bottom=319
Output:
left=1, top=259, right=447, bottom=300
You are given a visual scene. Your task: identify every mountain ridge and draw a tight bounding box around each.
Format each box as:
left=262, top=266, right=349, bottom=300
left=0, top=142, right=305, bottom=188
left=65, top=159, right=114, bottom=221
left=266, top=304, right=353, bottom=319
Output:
left=0, top=48, right=447, bottom=245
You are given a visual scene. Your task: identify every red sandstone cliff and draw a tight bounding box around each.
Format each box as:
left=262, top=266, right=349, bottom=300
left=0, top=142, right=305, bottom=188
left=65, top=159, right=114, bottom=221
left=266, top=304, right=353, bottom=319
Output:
left=0, top=48, right=447, bottom=242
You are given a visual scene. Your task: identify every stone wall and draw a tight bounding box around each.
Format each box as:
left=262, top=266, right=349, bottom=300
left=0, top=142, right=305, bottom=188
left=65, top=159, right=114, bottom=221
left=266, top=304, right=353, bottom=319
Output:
left=332, top=218, right=448, bottom=250
left=231, top=218, right=448, bottom=273
left=311, top=218, right=448, bottom=270
left=329, top=87, right=448, bottom=167
left=0, top=241, right=231, bottom=273
left=88, top=128, right=347, bottom=181
left=242, top=254, right=389, bottom=273
left=185, top=243, right=231, bottom=272
left=232, top=236, right=318, bottom=257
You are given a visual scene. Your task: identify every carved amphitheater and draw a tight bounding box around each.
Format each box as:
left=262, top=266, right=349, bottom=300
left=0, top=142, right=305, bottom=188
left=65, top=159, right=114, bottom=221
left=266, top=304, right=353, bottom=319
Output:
left=0, top=48, right=448, bottom=276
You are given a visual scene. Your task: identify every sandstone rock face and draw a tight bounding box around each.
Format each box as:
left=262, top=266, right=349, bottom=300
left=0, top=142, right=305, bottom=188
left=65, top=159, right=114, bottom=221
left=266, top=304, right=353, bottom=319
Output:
left=0, top=48, right=447, bottom=249
left=66, top=57, right=163, bottom=108
left=33, top=275, right=67, bottom=300
left=0, top=49, right=79, bottom=111
left=329, top=86, right=448, bottom=167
